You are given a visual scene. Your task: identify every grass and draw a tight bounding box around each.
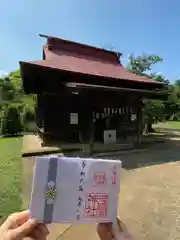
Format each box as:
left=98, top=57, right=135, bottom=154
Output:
left=166, top=121, right=180, bottom=129
left=0, top=137, right=22, bottom=224
left=153, top=121, right=180, bottom=130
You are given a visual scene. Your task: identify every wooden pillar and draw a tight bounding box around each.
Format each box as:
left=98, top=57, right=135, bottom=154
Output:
left=79, top=94, right=94, bottom=156
left=136, top=101, right=142, bottom=145
left=36, top=94, right=43, bottom=129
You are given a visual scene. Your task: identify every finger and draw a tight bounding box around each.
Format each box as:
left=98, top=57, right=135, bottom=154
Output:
left=28, top=224, right=49, bottom=240
left=30, top=229, right=45, bottom=240
left=116, top=217, right=122, bottom=232
left=106, top=222, right=114, bottom=238
left=119, top=221, right=129, bottom=234
left=10, top=218, right=38, bottom=238
left=36, top=224, right=49, bottom=236
left=113, top=218, right=132, bottom=239
left=115, top=217, right=127, bottom=233
left=97, top=223, right=112, bottom=240
left=4, top=210, right=30, bottom=229
left=112, top=220, right=121, bottom=239
left=31, top=228, right=48, bottom=240
left=14, top=210, right=31, bottom=225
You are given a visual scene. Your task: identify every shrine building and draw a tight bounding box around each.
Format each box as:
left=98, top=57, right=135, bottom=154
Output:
left=19, top=34, right=165, bottom=150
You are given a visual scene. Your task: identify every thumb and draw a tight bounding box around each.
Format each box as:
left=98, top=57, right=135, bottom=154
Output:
left=97, top=223, right=112, bottom=240
left=10, top=218, right=38, bottom=239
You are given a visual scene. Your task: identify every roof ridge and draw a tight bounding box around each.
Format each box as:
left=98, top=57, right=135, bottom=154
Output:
left=43, top=46, right=122, bottom=65
left=39, top=33, right=122, bottom=58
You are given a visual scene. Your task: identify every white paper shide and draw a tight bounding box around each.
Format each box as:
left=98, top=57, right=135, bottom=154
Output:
left=30, top=156, right=121, bottom=224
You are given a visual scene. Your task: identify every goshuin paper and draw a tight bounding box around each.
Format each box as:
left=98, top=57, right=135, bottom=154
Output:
left=30, top=156, right=121, bottom=224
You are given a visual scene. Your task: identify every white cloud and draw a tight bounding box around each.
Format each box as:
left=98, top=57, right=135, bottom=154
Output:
left=0, top=70, right=8, bottom=77
left=155, top=71, right=162, bottom=75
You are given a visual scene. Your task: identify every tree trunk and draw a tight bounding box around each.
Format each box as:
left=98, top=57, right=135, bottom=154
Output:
left=147, top=121, right=155, bottom=133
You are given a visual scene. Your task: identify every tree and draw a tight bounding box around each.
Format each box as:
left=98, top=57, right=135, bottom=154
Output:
left=0, top=77, right=16, bottom=103
left=165, top=80, right=180, bottom=121
left=2, top=106, right=23, bottom=136
left=127, top=54, right=165, bottom=132
left=127, top=54, right=163, bottom=76
left=0, top=69, right=36, bottom=135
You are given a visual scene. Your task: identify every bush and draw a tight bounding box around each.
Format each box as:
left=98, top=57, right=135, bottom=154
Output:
left=23, top=110, right=35, bottom=122
left=169, top=113, right=180, bottom=121
left=2, top=106, right=23, bottom=136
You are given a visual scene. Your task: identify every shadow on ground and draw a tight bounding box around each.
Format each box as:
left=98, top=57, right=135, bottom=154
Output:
left=123, top=140, right=180, bottom=170
left=117, top=129, right=180, bottom=240
left=103, top=129, right=180, bottom=170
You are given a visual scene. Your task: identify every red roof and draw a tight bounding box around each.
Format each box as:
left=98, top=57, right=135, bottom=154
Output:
left=20, top=34, right=162, bottom=85
left=39, top=33, right=121, bottom=63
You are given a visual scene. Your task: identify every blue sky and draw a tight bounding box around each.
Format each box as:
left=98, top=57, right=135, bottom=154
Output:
left=0, top=0, right=180, bottom=81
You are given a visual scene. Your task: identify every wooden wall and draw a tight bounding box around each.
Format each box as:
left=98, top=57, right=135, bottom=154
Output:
left=36, top=88, right=142, bottom=144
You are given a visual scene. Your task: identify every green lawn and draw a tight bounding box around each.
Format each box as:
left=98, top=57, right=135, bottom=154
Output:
left=167, top=121, right=180, bottom=129
left=0, top=137, right=22, bottom=224
left=153, top=121, right=180, bottom=130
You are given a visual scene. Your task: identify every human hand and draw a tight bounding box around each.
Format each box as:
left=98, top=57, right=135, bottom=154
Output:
left=0, top=210, right=49, bottom=240
left=97, top=217, right=133, bottom=240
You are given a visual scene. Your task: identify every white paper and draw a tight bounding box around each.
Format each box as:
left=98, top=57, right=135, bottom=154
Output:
left=30, top=156, right=121, bottom=224
left=70, top=113, right=78, bottom=124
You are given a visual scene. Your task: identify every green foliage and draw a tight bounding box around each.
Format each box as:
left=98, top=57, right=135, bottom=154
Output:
left=144, top=99, right=165, bottom=121
left=169, top=113, right=180, bottom=121
left=127, top=54, right=180, bottom=127
left=127, top=54, right=163, bottom=76
left=153, top=74, right=169, bottom=86
left=0, top=69, right=36, bottom=135
left=165, top=82, right=180, bottom=120
left=9, top=70, right=23, bottom=94
left=2, top=106, right=23, bottom=135
left=127, top=54, right=167, bottom=131
left=0, top=77, right=15, bottom=102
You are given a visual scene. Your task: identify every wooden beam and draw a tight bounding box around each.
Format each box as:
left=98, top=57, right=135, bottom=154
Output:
left=136, top=101, right=142, bottom=145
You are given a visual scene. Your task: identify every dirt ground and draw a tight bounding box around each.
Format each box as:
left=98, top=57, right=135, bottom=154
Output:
left=22, top=129, right=180, bottom=240
left=117, top=147, right=180, bottom=240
